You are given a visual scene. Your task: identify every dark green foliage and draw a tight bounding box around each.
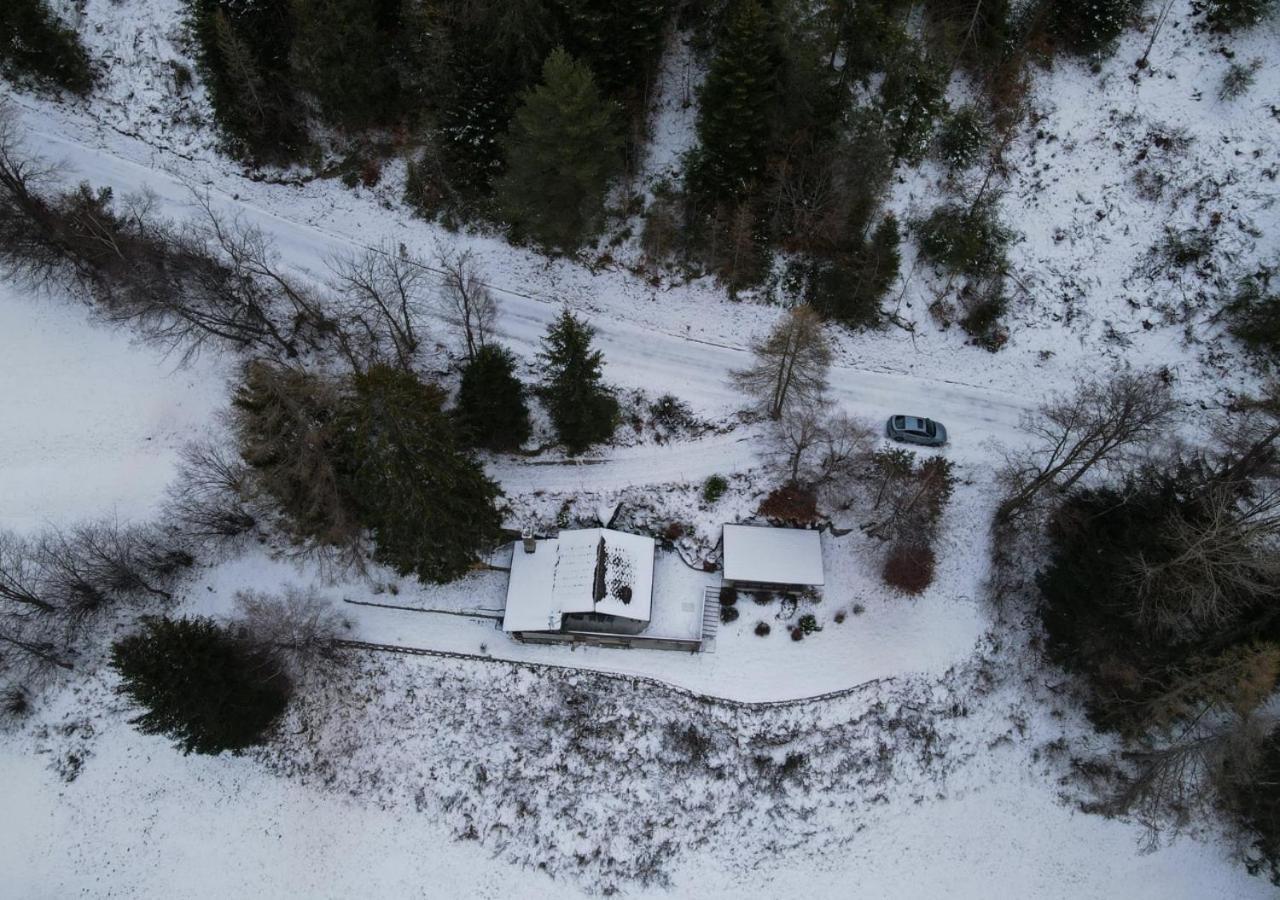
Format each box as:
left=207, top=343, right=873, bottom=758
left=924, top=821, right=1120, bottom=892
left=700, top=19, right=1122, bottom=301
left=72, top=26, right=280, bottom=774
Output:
left=936, top=105, right=988, bottom=170
left=111, top=616, right=290, bottom=755
left=687, top=0, right=781, bottom=204
left=1045, top=0, right=1138, bottom=56
left=338, top=365, right=504, bottom=583
left=455, top=344, right=532, bottom=452
left=720, top=604, right=740, bottom=623
left=959, top=281, right=1009, bottom=351
left=0, top=0, right=94, bottom=93
left=231, top=361, right=360, bottom=548
left=754, top=620, right=771, bottom=636
left=1227, top=275, right=1280, bottom=359
left=1038, top=470, right=1280, bottom=735
left=878, top=49, right=948, bottom=164
left=797, top=613, right=821, bottom=634
left=703, top=474, right=729, bottom=504
left=538, top=308, right=619, bottom=453
left=555, top=0, right=671, bottom=104
left=497, top=48, right=623, bottom=251
left=808, top=214, right=901, bottom=329
left=922, top=0, right=1014, bottom=74
left=187, top=0, right=306, bottom=163
left=829, top=0, right=911, bottom=83
left=290, top=0, right=418, bottom=131
left=916, top=199, right=1012, bottom=277
left=1221, top=725, right=1280, bottom=885
left=1203, top=0, right=1275, bottom=31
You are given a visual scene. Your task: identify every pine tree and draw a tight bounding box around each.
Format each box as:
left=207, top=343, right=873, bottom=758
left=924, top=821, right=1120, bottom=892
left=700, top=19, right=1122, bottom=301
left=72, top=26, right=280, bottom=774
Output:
left=496, top=48, right=623, bottom=251
left=0, top=0, right=94, bottom=94
left=338, top=365, right=504, bottom=583
left=290, top=0, right=405, bottom=130
left=555, top=0, right=671, bottom=102
left=456, top=344, right=532, bottom=452
left=811, top=213, right=901, bottom=327
left=687, top=0, right=780, bottom=204
left=229, top=361, right=361, bottom=549
left=111, top=616, right=291, bottom=756
left=538, top=308, right=619, bottom=453
left=190, top=0, right=305, bottom=162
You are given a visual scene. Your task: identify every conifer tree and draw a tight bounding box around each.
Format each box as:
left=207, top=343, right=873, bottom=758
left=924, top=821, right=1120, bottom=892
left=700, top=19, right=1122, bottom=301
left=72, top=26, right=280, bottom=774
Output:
left=732, top=306, right=832, bottom=419
left=456, top=344, right=532, bottom=452
left=337, top=365, right=503, bottom=583
left=538, top=308, right=619, bottom=453
left=0, top=0, right=94, bottom=94
left=111, top=616, right=291, bottom=756
left=290, top=0, right=405, bottom=130
left=687, top=0, right=780, bottom=204
left=496, top=48, right=623, bottom=251
left=555, top=0, right=671, bottom=101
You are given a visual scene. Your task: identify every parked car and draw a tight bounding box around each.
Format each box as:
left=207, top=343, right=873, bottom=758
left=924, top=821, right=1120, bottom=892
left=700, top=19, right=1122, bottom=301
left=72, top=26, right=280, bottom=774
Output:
left=885, top=415, right=948, bottom=447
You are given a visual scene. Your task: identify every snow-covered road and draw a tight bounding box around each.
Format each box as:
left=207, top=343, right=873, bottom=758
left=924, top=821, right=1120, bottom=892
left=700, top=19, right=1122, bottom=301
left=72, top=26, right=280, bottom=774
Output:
left=13, top=102, right=1036, bottom=487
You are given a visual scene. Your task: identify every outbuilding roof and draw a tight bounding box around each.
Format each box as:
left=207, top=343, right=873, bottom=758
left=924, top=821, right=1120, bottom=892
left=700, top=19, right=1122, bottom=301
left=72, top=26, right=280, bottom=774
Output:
left=722, top=524, right=824, bottom=587
left=502, top=528, right=655, bottom=633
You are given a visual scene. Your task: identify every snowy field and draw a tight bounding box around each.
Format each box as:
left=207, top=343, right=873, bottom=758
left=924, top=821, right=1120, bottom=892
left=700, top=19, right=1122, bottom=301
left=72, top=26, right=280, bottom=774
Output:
left=2, top=0, right=1278, bottom=897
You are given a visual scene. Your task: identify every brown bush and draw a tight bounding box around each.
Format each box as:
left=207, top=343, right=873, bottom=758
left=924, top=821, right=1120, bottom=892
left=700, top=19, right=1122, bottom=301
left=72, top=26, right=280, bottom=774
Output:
left=758, top=485, right=818, bottom=523
left=882, top=542, right=936, bottom=595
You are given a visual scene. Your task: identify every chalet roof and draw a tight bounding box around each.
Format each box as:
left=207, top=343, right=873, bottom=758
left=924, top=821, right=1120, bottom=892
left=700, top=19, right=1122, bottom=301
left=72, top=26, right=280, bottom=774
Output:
left=722, top=524, right=825, bottom=587
left=502, top=528, right=655, bottom=633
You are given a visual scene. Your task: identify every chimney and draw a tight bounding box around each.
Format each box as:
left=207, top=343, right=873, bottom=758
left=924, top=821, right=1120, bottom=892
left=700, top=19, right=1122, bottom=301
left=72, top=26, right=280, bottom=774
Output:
left=521, top=529, right=536, bottom=554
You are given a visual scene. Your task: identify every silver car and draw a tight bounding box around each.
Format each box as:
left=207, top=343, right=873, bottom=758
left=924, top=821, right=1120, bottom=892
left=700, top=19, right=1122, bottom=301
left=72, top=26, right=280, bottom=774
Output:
left=886, top=415, right=947, bottom=447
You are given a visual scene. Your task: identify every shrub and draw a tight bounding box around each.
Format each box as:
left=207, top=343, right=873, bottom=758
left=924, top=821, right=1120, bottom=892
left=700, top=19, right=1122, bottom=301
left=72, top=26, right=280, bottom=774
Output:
left=752, top=591, right=775, bottom=606
left=935, top=105, right=988, bottom=170
left=916, top=199, right=1012, bottom=278
left=878, top=48, right=949, bottom=164
left=959, top=282, right=1010, bottom=351
left=0, top=0, right=94, bottom=94
left=834, top=610, right=846, bottom=624
left=1227, top=276, right=1280, bottom=357
left=703, top=475, right=729, bottom=504
left=719, top=586, right=738, bottom=607
left=797, top=613, right=821, bottom=634
left=1219, top=59, right=1262, bottom=101
left=111, top=616, right=291, bottom=755
left=789, top=626, right=804, bottom=641
left=882, top=542, right=936, bottom=594
left=720, top=604, right=740, bottom=624
left=758, top=484, right=819, bottom=523
left=662, top=522, right=686, bottom=542
left=754, top=621, right=771, bottom=637
left=1204, top=0, right=1276, bottom=32
left=1218, top=724, right=1280, bottom=885
left=1047, top=0, right=1138, bottom=56
left=852, top=603, right=866, bottom=615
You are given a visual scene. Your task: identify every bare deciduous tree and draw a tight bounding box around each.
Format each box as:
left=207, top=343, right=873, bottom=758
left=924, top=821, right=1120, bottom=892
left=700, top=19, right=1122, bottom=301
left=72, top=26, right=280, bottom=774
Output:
left=1130, top=485, right=1280, bottom=638
left=329, top=243, right=429, bottom=370
left=231, top=586, right=349, bottom=676
left=732, top=306, right=832, bottom=419
left=998, top=370, right=1179, bottom=522
left=164, top=440, right=258, bottom=542
left=437, top=247, right=496, bottom=361
left=765, top=407, right=877, bottom=487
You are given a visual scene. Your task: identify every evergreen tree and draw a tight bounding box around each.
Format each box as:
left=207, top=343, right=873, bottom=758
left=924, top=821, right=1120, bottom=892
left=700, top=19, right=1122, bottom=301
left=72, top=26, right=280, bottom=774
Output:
left=496, top=48, right=623, bottom=251
left=230, top=361, right=361, bottom=549
left=189, top=0, right=306, bottom=163
left=111, top=616, right=291, bottom=756
left=290, top=0, right=407, bottom=130
left=810, top=214, right=901, bottom=328
left=687, top=0, right=780, bottom=204
left=538, top=308, right=619, bottom=453
left=338, top=365, right=503, bottom=583
left=555, top=0, right=671, bottom=102
left=878, top=48, right=948, bottom=164
left=0, top=0, right=94, bottom=94
left=456, top=344, right=532, bottom=452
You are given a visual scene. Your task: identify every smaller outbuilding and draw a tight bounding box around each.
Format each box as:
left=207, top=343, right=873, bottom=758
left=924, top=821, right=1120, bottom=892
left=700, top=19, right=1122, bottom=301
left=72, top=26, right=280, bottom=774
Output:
left=721, top=524, right=824, bottom=593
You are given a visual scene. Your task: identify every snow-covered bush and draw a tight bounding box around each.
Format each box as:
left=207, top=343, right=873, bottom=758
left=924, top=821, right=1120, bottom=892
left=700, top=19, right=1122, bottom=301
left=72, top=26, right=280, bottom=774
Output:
left=1202, top=0, right=1276, bottom=32
left=935, top=105, right=989, bottom=171
left=916, top=199, right=1013, bottom=279
left=882, top=542, right=937, bottom=595
left=1218, top=58, right=1262, bottom=101
left=1047, top=0, right=1139, bottom=57
left=720, top=604, right=740, bottom=624
left=703, top=474, right=729, bottom=504
left=0, top=0, right=94, bottom=94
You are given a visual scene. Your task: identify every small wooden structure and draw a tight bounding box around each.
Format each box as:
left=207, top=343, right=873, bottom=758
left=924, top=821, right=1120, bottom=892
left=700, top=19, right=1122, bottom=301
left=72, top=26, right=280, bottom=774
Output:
left=721, top=524, right=824, bottom=593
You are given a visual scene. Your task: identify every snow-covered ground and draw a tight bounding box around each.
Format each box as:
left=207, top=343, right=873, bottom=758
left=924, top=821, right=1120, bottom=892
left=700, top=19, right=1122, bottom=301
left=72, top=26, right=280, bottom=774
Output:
left=2, top=0, right=1278, bottom=896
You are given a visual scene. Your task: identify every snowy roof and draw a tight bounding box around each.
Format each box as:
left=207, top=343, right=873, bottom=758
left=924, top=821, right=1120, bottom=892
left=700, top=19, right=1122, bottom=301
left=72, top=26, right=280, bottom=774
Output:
left=502, top=528, right=655, bottom=633
left=722, top=525, right=824, bottom=587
